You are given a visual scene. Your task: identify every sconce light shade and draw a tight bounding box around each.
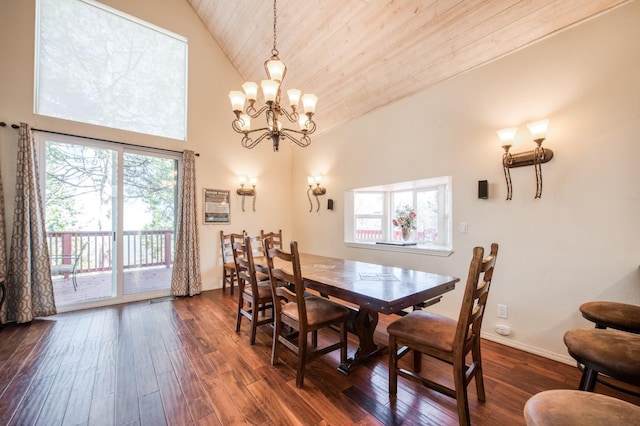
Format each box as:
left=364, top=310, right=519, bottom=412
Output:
left=526, top=119, right=550, bottom=141
left=497, top=127, right=518, bottom=145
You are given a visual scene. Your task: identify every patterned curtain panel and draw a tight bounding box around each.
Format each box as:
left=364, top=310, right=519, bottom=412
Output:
left=1, top=123, right=56, bottom=324
left=171, top=150, right=202, bottom=296
left=0, top=141, right=6, bottom=315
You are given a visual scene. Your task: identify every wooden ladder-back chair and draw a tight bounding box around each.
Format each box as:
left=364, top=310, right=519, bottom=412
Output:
left=220, top=230, right=244, bottom=295
left=264, top=239, right=349, bottom=388
left=260, top=229, right=283, bottom=249
left=387, top=243, right=499, bottom=426
left=231, top=233, right=274, bottom=345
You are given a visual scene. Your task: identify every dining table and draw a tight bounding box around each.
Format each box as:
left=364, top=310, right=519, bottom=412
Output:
left=292, top=253, right=460, bottom=374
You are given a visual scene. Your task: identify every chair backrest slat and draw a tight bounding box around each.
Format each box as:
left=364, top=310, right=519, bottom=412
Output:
left=264, top=239, right=307, bottom=320
left=455, top=243, right=499, bottom=353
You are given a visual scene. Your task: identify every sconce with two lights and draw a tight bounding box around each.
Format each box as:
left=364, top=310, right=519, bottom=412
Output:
left=498, top=119, right=553, bottom=200
left=237, top=176, right=257, bottom=211
left=307, top=176, right=326, bottom=212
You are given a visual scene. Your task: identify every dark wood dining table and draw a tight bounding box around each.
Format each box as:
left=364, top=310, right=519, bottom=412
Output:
left=294, top=253, right=460, bottom=374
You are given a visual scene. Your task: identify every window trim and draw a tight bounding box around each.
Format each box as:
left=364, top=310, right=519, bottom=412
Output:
left=344, top=176, right=453, bottom=256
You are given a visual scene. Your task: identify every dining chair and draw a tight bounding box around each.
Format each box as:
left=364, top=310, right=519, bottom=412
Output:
left=231, top=233, right=274, bottom=345
left=387, top=243, right=499, bottom=426
left=264, top=238, right=349, bottom=388
left=260, top=229, right=283, bottom=249
left=220, top=230, right=244, bottom=295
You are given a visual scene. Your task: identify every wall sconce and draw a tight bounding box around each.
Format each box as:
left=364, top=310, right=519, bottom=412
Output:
left=236, top=176, right=257, bottom=211
left=307, top=175, right=326, bottom=212
left=498, top=119, right=553, bottom=200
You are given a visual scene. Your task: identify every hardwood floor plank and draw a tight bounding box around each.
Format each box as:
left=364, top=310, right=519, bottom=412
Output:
left=8, top=374, right=56, bottom=426
left=1, top=289, right=638, bottom=425
left=156, top=370, right=193, bottom=425
left=139, top=391, right=168, bottom=426
left=35, top=361, right=77, bottom=425
left=63, top=366, right=96, bottom=425
left=115, top=307, right=141, bottom=424
left=88, top=394, right=115, bottom=426
left=199, top=374, right=248, bottom=425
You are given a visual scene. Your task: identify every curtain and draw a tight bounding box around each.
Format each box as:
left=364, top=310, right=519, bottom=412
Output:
left=1, top=123, right=56, bottom=324
left=0, top=133, right=7, bottom=317
left=170, top=150, right=201, bottom=296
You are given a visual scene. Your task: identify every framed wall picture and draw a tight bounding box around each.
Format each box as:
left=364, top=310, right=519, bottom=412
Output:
left=203, top=189, right=230, bottom=224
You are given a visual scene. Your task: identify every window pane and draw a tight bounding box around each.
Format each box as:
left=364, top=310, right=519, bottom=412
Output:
left=392, top=191, right=412, bottom=211
left=354, top=192, right=383, bottom=214
left=355, top=218, right=382, bottom=241
left=417, top=189, right=439, bottom=242
left=36, top=0, right=188, bottom=140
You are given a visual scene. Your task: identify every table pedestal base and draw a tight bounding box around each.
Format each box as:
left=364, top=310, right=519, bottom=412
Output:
left=338, top=307, right=386, bottom=375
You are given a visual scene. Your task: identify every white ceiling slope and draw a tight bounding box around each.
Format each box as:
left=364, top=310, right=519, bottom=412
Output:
left=187, top=0, right=630, bottom=136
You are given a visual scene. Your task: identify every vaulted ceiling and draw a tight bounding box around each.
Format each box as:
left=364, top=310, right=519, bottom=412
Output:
left=187, top=0, right=629, bottom=136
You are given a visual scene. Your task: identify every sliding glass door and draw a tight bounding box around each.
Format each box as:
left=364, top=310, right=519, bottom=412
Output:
left=122, top=151, right=178, bottom=295
left=38, top=132, right=179, bottom=309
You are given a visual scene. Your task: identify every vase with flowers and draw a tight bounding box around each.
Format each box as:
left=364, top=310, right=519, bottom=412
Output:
left=392, top=204, right=417, bottom=241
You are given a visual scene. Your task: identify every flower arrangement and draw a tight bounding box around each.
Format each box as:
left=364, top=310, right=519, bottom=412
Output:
left=392, top=204, right=417, bottom=230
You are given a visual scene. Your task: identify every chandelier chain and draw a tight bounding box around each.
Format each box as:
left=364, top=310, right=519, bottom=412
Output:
left=272, top=0, right=278, bottom=56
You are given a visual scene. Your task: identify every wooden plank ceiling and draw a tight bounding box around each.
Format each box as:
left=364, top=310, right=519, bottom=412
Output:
left=187, top=0, right=630, bottom=136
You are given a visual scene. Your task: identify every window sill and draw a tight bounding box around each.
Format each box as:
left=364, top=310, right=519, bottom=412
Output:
left=344, top=241, right=453, bottom=257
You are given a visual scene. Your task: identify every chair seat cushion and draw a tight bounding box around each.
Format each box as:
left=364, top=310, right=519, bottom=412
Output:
left=564, top=328, right=640, bottom=381
left=282, top=295, right=348, bottom=326
left=255, top=271, right=269, bottom=282
left=387, top=310, right=457, bottom=352
left=524, top=389, right=640, bottom=425
left=580, top=301, right=640, bottom=333
left=243, top=282, right=272, bottom=300
left=224, top=261, right=236, bottom=270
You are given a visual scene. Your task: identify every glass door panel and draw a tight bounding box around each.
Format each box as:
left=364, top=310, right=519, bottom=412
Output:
left=45, top=140, right=117, bottom=306
left=122, top=151, right=177, bottom=295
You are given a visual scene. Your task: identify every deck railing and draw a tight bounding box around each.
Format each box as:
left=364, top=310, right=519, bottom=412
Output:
left=355, top=229, right=437, bottom=241
left=47, top=230, right=174, bottom=273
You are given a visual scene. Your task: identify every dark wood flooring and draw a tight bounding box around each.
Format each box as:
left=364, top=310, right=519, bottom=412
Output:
left=1, top=289, right=638, bottom=425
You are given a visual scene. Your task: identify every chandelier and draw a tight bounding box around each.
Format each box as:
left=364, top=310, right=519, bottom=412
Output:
left=228, top=0, right=317, bottom=152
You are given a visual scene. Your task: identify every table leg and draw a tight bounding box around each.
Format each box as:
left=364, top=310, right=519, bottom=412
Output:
left=338, top=307, right=387, bottom=375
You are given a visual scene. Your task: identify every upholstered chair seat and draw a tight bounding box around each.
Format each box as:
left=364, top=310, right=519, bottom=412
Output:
left=524, top=389, right=640, bottom=425
left=580, top=301, right=640, bottom=333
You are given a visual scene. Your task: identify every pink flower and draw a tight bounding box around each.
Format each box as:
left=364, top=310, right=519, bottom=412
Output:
left=409, top=212, right=416, bottom=219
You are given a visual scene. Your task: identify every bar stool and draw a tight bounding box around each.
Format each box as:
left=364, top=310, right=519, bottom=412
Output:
left=524, top=389, right=640, bottom=425
left=564, top=328, right=640, bottom=392
left=580, top=301, right=640, bottom=333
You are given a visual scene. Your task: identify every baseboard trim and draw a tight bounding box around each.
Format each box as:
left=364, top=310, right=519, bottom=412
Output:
left=481, top=332, right=576, bottom=366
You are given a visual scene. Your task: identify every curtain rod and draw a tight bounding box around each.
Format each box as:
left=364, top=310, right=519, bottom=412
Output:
left=0, top=122, right=199, bottom=156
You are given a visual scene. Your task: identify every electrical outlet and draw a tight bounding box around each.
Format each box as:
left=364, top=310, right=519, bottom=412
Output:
left=495, top=324, right=511, bottom=336
left=497, top=304, right=508, bottom=319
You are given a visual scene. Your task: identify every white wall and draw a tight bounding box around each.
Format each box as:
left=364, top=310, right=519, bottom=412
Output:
left=291, top=1, right=640, bottom=363
left=0, top=0, right=294, bottom=293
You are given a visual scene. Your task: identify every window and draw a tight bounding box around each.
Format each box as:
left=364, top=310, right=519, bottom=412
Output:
left=35, top=0, right=188, bottom=140
left=345, top=176, right=452, bottom=255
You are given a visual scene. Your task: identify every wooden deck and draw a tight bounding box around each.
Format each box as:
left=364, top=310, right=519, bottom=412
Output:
left=53, top=266, right=173, bottom=306
left=1, top=289, right=638, bottom=425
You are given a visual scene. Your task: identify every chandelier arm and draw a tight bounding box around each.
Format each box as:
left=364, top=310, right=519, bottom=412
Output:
left=278, top=108, right=299, bottom=123
left=281, top=130, right=311, bottom=148
left=232, top=122, right=272, bottom=136
left=307, top=187, right=313, bottom=212
left=241, top=130, right=272, bottom=149
left=246, top=104, right=269, bottom=118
